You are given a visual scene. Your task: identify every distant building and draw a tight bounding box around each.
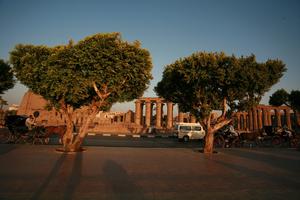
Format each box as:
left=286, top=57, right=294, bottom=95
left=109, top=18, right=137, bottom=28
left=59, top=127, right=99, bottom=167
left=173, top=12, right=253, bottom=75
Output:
left=17, top=91, right=135, bottom=131
left=8, top=104, right=19, bottom=111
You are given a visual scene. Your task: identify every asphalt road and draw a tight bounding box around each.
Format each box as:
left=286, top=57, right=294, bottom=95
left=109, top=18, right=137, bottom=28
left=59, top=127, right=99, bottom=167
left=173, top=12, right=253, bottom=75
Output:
left=83, top=135, right=204, bottom=148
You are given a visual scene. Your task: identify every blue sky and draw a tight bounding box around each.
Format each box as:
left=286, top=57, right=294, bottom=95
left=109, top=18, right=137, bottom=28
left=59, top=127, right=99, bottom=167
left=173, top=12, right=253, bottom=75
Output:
left=1, top=0, right=300, bottom=111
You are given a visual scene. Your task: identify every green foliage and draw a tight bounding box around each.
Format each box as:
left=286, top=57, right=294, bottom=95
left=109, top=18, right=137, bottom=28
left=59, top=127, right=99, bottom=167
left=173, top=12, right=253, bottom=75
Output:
left=10, top=33, right=152, bottom=110
left=0, top=59, right=15, bottom=95
left=269, top=88, right=289, bottom=106
left=155, top=52, right=286, bottom=120
left=289, top=90, right=300, bottom=112
left=269, top=89, right=300, bottom=112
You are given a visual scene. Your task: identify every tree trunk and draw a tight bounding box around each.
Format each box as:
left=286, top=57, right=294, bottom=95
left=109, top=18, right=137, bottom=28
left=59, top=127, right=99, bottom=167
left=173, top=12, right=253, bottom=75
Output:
left=63, top=114, right=73, bottom=148
left=204, top=128, right=214, bottom=154
left=295, top=110, right=300, bottom=127
left=203, top=115, right=232, bottom=154
left=59, top=106, right=75, bottom=152
left=70, top=109, right=98, bottom=151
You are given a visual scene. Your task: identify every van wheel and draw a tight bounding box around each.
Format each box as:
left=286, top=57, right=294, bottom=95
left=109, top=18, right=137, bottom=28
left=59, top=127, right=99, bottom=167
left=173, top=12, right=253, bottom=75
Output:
left=183, top=136, right=189, bottom=142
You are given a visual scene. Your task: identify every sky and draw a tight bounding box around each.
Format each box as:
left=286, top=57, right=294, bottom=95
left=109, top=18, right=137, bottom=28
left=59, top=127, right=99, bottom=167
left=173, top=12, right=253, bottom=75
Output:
left=1, top=0, right=300, bottom=112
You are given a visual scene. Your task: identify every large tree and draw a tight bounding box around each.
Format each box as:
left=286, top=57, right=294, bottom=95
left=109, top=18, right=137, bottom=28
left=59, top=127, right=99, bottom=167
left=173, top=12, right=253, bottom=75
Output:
left=269, top=89, right=300, bottom=126
left=269, top=89, right=290, bottom=106
left=0, top=59, right=15, bottom=96
left=10, top=33, right=152, bottom=151
left=155, top=52, right=286, bottom=154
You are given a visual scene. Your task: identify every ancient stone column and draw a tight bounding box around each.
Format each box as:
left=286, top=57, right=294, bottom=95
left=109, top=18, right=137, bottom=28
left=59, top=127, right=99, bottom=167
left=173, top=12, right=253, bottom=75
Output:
left=156, top=101, right=162, bottom=128
left=241, top=113, right=245, bottom=130
left=263, top=108, right=269, bottom=126
left=145, top=100, right=152, bottom=127
left=267, top=110, right=272, bottom=126
left=249, top=110, right=253, bottom=131
left=178, top=105, right=184, bottom=123
left=258, top=109, right=263, bottom=130
left=236, top=113, right=241, bottom=130
left=190, top=115, right=196, bottom=123
left=166, top=102, right=174, bottom=129
left=275, top=109, right=282, bottom=127
left=141, top=102, right=145, bottom=125
left=285, top=108, right=292, bottom=130
left=253, top=108, right=258, bottom=131
left=135, top=100, right=142, bottom=125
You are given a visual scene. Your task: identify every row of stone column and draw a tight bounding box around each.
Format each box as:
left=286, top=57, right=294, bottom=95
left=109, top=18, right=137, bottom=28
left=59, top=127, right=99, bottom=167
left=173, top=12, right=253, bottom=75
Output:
left=135, top=98, right=174, bottom=129
left=236, top=106, right=292, bottom=131
left=134, top=98, right=200, bottom=129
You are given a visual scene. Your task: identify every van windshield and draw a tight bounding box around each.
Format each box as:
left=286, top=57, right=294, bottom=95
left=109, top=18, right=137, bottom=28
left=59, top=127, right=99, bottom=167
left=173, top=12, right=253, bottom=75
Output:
left=180, top=126, right=191, bottom=131
left=193, top=126, right=202, bottom=131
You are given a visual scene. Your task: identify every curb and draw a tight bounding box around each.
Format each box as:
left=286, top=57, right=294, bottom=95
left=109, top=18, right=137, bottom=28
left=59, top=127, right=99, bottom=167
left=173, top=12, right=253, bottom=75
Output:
left=87, top=133, right=177, bottom=139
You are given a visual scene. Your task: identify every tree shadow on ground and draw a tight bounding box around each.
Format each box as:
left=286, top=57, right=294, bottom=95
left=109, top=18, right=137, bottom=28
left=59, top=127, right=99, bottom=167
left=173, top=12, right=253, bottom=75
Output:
left=103, top=160, right=147, bottom=200
left=224, top=149, right=300, bottom=172
left=30, top=152, right=83, bottom=200
left=207, top=157, right=300, bottom=190
left=64, top=152, right=83, bottom=200
left=30, top=153, right=67, bottom=200
left=0, top=144, right=17, bottom=155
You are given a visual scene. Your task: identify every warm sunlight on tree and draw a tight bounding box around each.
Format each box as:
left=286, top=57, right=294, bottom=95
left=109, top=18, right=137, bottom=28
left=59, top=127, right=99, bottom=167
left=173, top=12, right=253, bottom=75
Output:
left=155, top=52, right=286, bottom=154
left=10, top=33, right=152, bottom=152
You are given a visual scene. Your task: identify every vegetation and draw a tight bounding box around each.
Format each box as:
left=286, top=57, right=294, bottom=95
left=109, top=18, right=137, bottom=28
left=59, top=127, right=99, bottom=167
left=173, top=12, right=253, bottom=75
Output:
left=269, top=89, right=300, bottom=126
left=10, top=33, right=152, bottom=151
left=0, top=59, right=15, bottom=106
left=155, top=52, right=286, bottom=153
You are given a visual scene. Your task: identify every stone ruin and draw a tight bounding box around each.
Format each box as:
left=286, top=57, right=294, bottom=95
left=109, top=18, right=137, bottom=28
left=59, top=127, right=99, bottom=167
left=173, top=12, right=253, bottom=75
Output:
left=15, top=91, right=299, bottom=134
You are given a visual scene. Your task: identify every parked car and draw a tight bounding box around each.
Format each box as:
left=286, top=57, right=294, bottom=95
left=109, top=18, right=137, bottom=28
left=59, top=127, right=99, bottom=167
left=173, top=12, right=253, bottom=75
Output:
left=175, top=123, right=205, bottom=142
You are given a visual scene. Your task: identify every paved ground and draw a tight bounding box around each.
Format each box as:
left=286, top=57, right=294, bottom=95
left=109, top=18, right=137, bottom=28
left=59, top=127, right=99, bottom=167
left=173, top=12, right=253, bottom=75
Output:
left=0, top=144, right=299, bottom=200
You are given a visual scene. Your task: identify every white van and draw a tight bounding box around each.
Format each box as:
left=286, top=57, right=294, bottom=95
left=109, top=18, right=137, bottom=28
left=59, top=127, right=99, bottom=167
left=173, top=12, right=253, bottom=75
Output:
left=175, top=123, right=206, bottom=142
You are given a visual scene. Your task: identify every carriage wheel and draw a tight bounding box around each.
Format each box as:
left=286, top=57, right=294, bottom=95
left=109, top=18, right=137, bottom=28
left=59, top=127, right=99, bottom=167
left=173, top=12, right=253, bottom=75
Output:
left=255, top=136, right=264, bottom=147
left=231, top=138, right=242, bottom=148
left=290, top=138, right=299, bottom=148
left=271, top=136, right=282, bottom=147
left=214, top=135, right=225, bottom=148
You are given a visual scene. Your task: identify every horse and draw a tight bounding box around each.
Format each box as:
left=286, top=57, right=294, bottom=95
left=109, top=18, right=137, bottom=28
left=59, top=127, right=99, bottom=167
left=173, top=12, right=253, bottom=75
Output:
left=44, top=125, right=67, bottom=144
left=239, top=131, right=261, bottom=142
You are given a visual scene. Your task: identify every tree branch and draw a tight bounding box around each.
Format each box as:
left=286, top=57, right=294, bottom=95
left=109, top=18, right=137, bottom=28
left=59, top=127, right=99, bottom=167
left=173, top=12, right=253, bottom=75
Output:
left=93, top=81, right=111, bottom=101
left=217, top=97, right=227, bottom=123
left=212, top=118, right=232, bottom=133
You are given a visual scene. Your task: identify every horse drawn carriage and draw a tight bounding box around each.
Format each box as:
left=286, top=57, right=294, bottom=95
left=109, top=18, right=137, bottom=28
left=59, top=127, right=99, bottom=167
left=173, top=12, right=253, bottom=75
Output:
left=214, top=125, right=299, bottom=148
left=3, top=115, right=66, bottom=145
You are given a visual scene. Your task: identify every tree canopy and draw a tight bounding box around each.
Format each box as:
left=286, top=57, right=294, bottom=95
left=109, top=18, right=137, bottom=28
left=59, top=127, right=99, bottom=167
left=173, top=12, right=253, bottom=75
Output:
left=289, top=90, right=300, bottom=112
left=0, top=59, right=15, bottom=95
left=155, top=52, right=286, bottom=119
left=269, top=89, right=300, bottom=112
left=155, top=52, right=286, bottom=153
left=269, top=89, right=290, bottom=106
left=10, top=33, right=152, bottom=110
left=10, top=32, right=153, bottom=151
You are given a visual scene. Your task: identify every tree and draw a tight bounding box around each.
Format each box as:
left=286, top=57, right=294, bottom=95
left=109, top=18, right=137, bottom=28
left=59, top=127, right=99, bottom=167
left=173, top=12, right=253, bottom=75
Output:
left=155, top=52, right=286, bottom=154
left=0, top=59, right=15, bottom=96
left=0, top=98, right=8, bottom=110
left=10, top=33, right=152, bottom=151
left=269, top=89, right=300, bottom=126
left=269, top=89, right=289, bottom=106
left=289, top=90, right=300, bottom=112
